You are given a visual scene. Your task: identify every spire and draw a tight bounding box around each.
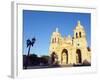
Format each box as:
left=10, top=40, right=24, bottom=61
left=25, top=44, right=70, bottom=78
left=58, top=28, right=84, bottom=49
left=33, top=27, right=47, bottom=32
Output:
left=56, top=27, right=58, bottom=32
left=76, top=20, right=83, bottom=29
left=78, top=20, right=81, bottom=26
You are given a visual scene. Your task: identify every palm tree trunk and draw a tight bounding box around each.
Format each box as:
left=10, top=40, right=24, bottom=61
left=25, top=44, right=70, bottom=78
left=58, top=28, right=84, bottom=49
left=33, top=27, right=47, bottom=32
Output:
left=25, top=45, right=31, bottom=69
left=28, top=45, right=31, bottom=57
left=27, top=45, right=31, bottom=67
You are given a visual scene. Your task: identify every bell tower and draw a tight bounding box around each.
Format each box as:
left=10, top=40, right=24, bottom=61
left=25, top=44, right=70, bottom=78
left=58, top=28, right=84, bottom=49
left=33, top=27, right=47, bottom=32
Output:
left=50, top=28, right=61, bottom=45
left=49, top=28, right=61, bottom=51
left=49, top=28, right=62, bottom=64
left=73, top=21, right=89, bottom=63
left=73, top=21, right=87, bottom=48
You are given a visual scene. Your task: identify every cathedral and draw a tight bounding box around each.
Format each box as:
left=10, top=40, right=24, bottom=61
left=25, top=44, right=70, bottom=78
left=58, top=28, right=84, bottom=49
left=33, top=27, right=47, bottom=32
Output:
left=49, top=21, right=91, bottom=65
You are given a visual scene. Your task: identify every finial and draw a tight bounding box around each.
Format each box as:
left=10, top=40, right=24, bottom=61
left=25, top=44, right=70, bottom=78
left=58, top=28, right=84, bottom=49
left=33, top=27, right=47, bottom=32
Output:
left=56, top=27, right=58, bottom=32
left=75, top=20, right=83, bottom=29
left=78, top=20, right=81, bottom=26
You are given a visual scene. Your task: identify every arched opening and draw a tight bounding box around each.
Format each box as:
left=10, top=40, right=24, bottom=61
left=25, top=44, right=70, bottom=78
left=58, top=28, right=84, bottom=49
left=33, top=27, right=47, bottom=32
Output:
left=79, top=32, right=81, bottom=38
left=52, top=38, right=54, bottom=43
left=76, top=32, right=78, bottom=38
left=51, top=52, right=58, bottom=64
left=76, top=49, right=82, bottom=63
left=61, top=49, right=68, bottom=65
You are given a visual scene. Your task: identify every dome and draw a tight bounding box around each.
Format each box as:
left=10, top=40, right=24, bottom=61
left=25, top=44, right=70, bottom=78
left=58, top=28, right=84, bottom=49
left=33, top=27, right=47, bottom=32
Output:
left=75, top=21, right=84, bottom=30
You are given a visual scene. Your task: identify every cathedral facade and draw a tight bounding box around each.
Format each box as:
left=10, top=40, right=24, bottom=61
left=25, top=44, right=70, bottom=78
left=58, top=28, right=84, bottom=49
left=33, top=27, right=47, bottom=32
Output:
left=49, top=21, right=91, bottom=65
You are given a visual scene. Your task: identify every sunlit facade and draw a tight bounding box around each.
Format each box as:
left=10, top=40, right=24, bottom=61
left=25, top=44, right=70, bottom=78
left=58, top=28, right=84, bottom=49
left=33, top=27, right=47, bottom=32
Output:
left=49, top=21, right=91, bottom=65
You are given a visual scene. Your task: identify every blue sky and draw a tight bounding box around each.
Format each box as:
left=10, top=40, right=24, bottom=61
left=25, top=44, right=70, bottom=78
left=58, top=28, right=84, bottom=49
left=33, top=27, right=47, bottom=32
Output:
left=23, top=10, right=91, bottom=56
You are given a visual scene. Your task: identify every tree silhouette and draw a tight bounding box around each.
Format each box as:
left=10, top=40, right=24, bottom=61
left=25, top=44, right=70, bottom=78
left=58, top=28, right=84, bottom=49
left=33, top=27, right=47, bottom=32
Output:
left=25, top=37, right=36, bottom=69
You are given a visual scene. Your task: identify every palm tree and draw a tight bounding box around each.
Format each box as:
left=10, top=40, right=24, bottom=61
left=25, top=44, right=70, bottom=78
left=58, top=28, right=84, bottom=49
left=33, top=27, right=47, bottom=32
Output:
left=25, top=37, right=36, bottom=69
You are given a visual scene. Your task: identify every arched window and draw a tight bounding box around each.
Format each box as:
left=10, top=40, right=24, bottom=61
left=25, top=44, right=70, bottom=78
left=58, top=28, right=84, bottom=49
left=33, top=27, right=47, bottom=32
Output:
left=79, top=32, right=81, bottom=38
left=52, top=38, right=54, bottom=43
left=76, top=32, right=78, bottom=38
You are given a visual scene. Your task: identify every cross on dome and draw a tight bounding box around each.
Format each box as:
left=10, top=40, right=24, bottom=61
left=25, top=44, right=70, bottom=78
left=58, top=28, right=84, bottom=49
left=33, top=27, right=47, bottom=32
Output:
left=78, top=20, right=81, bottom=26
left=76, top=20, right=83, bottom=29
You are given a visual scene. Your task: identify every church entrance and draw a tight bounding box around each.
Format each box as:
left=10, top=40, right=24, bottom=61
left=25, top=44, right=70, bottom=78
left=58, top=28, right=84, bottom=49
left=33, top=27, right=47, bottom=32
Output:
left=61, top=49, right=68, bottom=65
left=76, top=49, right=82, bottom=64
left=51, top=52, right=58, bottom=64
